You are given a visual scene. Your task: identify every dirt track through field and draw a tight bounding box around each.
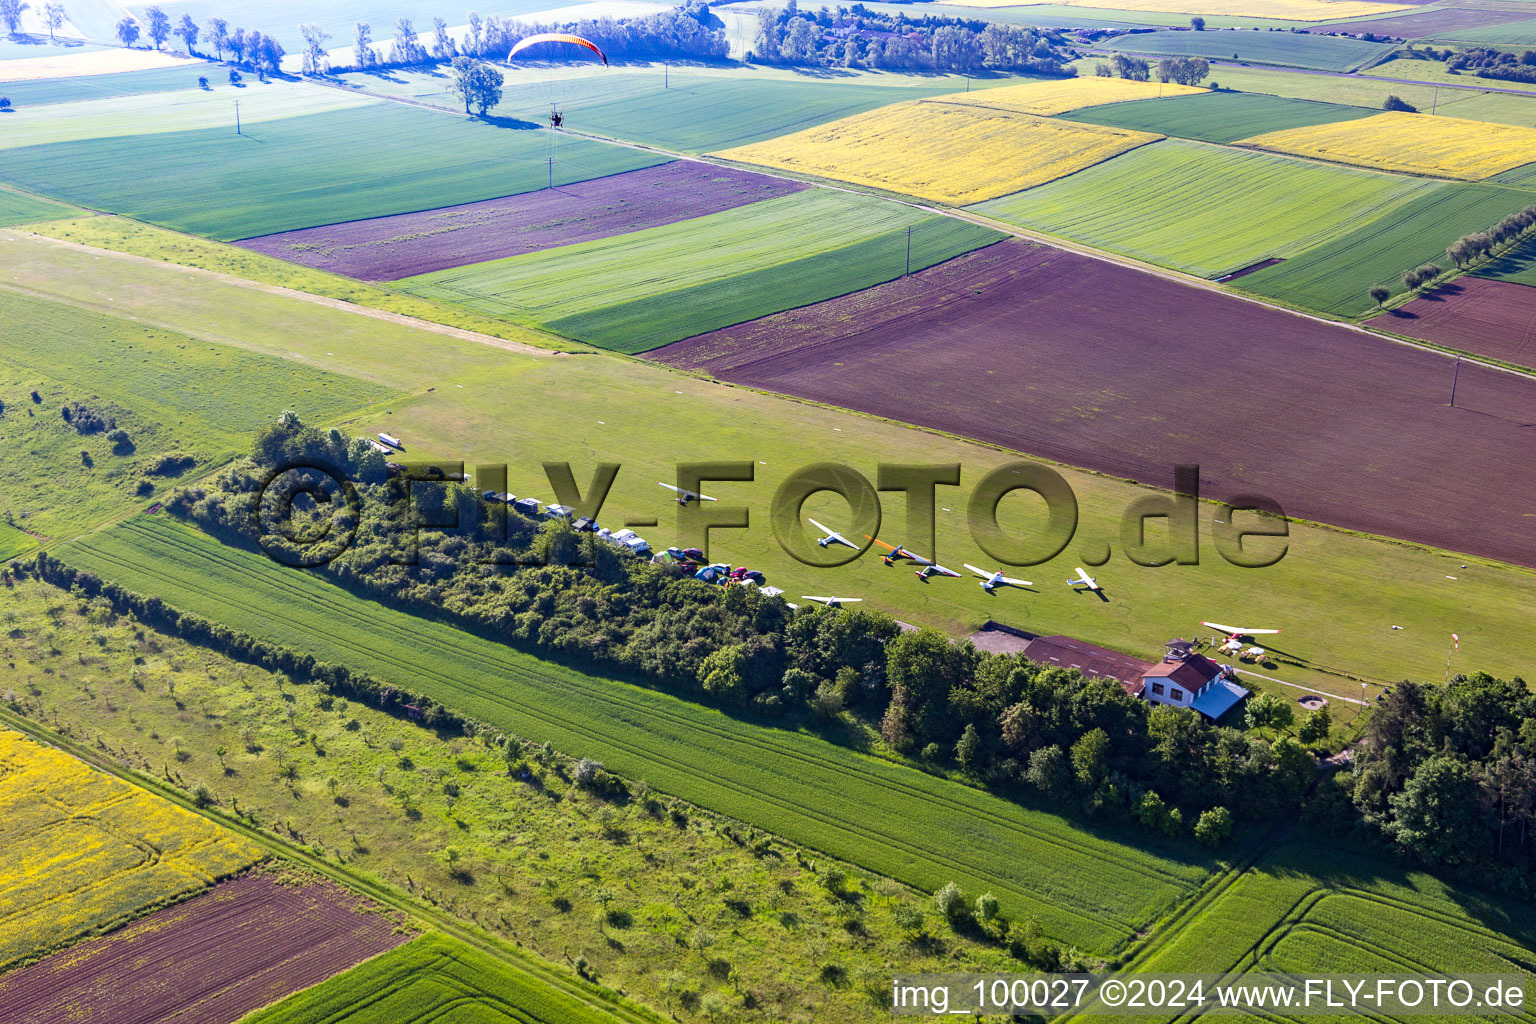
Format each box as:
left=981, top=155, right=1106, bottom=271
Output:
left=654, top=240, right=1536, bottom=567
left=0, top=872, right=409, bottom=1024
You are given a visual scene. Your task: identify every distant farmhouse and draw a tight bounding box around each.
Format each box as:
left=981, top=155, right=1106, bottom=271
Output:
left=1022, top=635, right=1249, bottom=721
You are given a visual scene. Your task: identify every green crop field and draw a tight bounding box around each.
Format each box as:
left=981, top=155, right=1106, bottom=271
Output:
left=1236, top=180, right=1536, bottom=314
left=1431, top=16, right=1536, bottom=47
left=242, top=935, right=626, bottom=1024
left=1494, top=161, right=1536, bottom=188
left=13, top=229, right=1536, bottom=699
left=1366, top=57, right=1536, bottom=95
left=59, top=514, right=1213, bottom=954
left=0, top=284, right=391, bottom=540
left=0, top=81, right=376, bottom=151
left=1093, top=28, right=1396, bottom=71
left=972, top=139, right=1428, bottom=278
left=0, top=188, right=74, bottom=227
left=0, top=66, right=247, bottom=108
left=1063, top=90, right=1375, bottom=144
left=0, top=103, right=669, bottom=240
left=1475, top=236, right=1536, bottom=287
left=0, top=522, right=36, bottom=560
left=1124, top=838, right=1536, bottom=1016
left=400, top=190, right=1003, bottom=351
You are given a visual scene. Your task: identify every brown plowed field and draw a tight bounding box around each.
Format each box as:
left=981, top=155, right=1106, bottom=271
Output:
left=236, top=161, right=806, bottom=280
left=653, top=240, right=1536, bottom=567
left=1368, top=277, right=1536, bottom=365
left=0, top=872, right=409, bottom=1024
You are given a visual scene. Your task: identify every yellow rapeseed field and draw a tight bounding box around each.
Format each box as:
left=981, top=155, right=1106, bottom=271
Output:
left=940, top=0, right=1410, bottom=20
left=715, top=101, right=1160, bottom=204
left=0, top=729, right=261, bottom=968
left=1240, top=111, right=1536, bottom=180
left=930, top=76, right=1206, bottom=115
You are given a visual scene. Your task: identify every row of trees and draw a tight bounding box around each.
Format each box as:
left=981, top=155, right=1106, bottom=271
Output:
left=0, top=0, right=68, bottom=39
left=1091, top=53, right=1210, bottom=85
left=1445, top=46, right=1536, bottom=85
left=750, top=1, right=1073, bottom=74
left=1369, top=202, right=1536, bottom=307
left=112, top=8, right=285, bottom=73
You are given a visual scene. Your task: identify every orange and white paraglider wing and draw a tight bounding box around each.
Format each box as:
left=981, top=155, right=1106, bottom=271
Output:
left=507, top=32, right=608, bottom=65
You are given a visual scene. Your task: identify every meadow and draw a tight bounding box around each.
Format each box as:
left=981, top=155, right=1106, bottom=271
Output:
left=1065, top=88, right=1376, bottom=143
left=58, top=514, right=1215, bottom=955
left=399, top=189, right=1002, bottom=351
left=971, top=139, right=1428, bottom=277
left=243, top=935, right=628, bottom=1024
left=0, top=188, right=74, bottom=227
left=0, top=65, right=209, bottom=107
left=1124, top=837, right=1536, bottom=1018
left=12, top=228, right=1536, bottom=696
left=716, top=100, right=1160, bottom=204
left=988, top=0, right=1409, bottom=18
left=0, top=103, right=668, bottom=239
left=0, top=522, right=35, bottom=560
left=1365, top=57, right=1536, bottom=95
left=0, top=577, right=1018, bottom=1020
left=1430, top=15, right=1536, bottom=47
left=1093, top=27, right=1396, bottom=71
left=1236, top=180, right=1536, bottom=314
left=935, top=75, right=1206, bottom=114
left=1168, top=59, right=1536, bottom=115
left=0, top=80, right=376, bottom=151
left=1241, top=110, right=1536, bottom=180
left=0, top=728, right=261, bottom=969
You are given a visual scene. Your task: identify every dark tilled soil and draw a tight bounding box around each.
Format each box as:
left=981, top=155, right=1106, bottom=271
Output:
left=1369, top=277, right=1536, bottom=366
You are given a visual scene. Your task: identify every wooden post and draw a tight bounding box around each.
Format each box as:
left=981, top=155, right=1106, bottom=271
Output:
left=905, top=226, right=911, bottom=276
left=548, top=155, right=553, bottom=190
left=1449, top=354, right=1461, bottom=407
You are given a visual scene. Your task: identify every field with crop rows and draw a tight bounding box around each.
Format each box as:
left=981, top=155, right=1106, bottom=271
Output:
left=972, top=139, right=1428, bottom=276
left=949, top=0, right=1408, bottom=15
left=400, top=189, right=1002, bottom=351
left=716, top=100, right=1160, bottom=204
left=243, top=934, right=626, bottom=1024
left=0, top=65, right=211, bottom=107
left=934, top=75, right=1205, bottom=114
left=0, top=188, right=73, bottom=227
left=1065, top=89, right=1376, bottom=143
left=1242, top=110, right=1536, bottom=180
left=0, top=103, right=668, bottom=239
left=238, top=161, right=808, bottom=280
left=1236, top=181, right=1536, bottom=313
left=1367, top=277, right=1536, bottom=365
left=1430, top=14, right=1536, bottom=46
left=1131, top=839, right=1536, bottom=1013
left=1476, top=235, right=1536, bottom=287
left=0, top=728, right=261, bottom=969
left=57, top=515, right=1213, bottom=953
left=0, top=47, right=195, bottom=81
left=0, top=873, right=409, bottom=1024
left=1094, top=27, right=1396, bottom=70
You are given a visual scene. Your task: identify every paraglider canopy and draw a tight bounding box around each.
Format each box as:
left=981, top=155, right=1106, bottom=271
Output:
left=507, top=33, right=608, bottom=66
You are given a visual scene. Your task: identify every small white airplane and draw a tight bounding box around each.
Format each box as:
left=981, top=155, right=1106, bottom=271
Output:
left=1202, top=620, right=1282, bottom=655
left=658, top=482, right=718, bottom=507
left=1067, top=568, right=1101, bottom=591
left=808, top=518, right=858, bottom=550
left=802, top=595, right=863, bottom=608
left=965, top=564, right=1032, bottom=593
left=867, top=537, right=959, bottom=581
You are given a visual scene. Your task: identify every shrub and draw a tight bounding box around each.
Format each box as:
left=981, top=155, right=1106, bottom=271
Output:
left=1194, top=806, right=1233, bottom=847
left=934, top=881, right=965, bottom=920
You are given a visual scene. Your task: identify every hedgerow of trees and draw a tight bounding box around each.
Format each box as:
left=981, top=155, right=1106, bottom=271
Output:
left=1445, top=45, right=1536, bottom=85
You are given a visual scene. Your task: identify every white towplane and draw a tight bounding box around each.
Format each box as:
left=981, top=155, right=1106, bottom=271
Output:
left=1202, top=620, right=1281, bottom=656
left=802, top=595, right=863, bottom=608
left=808, top=518, right=858, bottom=550
left=658, top=482, right=718, bottom=506
left=965, top=564, right=1032, bottom=593
left=1067, top=567, right=1102, bottom=591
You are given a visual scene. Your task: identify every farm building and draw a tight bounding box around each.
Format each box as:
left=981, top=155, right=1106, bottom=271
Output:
left=1021, top=635, right=1248, bottom=719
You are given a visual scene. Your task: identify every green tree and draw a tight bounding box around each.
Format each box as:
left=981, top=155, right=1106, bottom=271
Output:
left=934, top=881, right=965, bottom=921
left=699, top=644, right=747, bottom=705
left=1194, top=806, right=1233, bottom=847
left=975, top=891, right=999, bottom=921
left=450, top=56, right=503, bottom=115
left=1025, top=745, right=1072, bottom=802
left=174, top=12, right=197, bottom=52
left=353, top=20, right=374, bottom=68
left=1191, top=16, right=1205, bottom=29
left=1070, top=727, right=1109, bottom=789
left=1387, top=754, right=1480, bottom=864
left=144, top=5, right=169, bottom=48
left=203, top=16, right=226, bottom=59
left=300, top=23, right=330, bottom=74
left=1134, top=789, right=1169, bottom=832
left=955, top=722, right=983, bottom=772
left=114, top=14, right=138, bottom=46
left=1297, top=706, right=1332, bottom=746
left=1245, top=692, right=1294, bottom=737
left=1369, top=285, right=1390, bottom=307
left=42, top=1, right=64, bottom=40
left=0, top=0, right=29, bottom=36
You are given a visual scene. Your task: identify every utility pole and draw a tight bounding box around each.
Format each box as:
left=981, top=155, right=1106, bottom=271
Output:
left=1432, top=84, right=1439, bottom=114
left=1449, top=354, right=1461, bottom=406
left=665, top=62, right=668, bottom=89
left=548, top=155, right=553, bottom=190
left=905, top=225, right=911, bottom=276
left=235, top=98, right=241, bottom=134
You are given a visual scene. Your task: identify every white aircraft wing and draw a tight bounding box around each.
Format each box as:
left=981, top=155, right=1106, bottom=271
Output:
left=930, top=565, right=962, bottom=578
left=808, top=518, right=836, bottom=537
left=964, top=564, right=993, bottom=579
left=1075, top=568, right=1097, bottom=585
left=1202, top=621, right=1279, bottom=635
left=998, top=575, right=1032, bottom=587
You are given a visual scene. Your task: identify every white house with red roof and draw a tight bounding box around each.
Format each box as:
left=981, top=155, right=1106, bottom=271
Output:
left=1021, top=635, right=1249, bottom=720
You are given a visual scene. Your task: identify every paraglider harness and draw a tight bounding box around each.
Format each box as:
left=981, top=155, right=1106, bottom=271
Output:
left=549, top=109, right=564, bottom=129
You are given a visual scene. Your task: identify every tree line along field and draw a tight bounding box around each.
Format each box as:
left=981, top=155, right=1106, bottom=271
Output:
left=0, top=576, right=1021, bottom=1020
left=398, top=190, right=1003, bottom=352
left=237, top=162, right=811, bottom=281
left=970, top=138, right=1431, bottom=277
left=0, top=728, right=261, bottom=970
left=1236, top=180, right=1536, bottom=314
left=0, top=102, right=668, bottom=240
left=1063, top=90, right=1376, bottom=145
left=0, top=872, right=410, bottom=1024
left=243, top=934, right=628, bottom=1024
left=1092, top=27, right=1397, bottom=71
left=945, top=0, right=1411, bottom=18
left=1116, top=837, right=1536, bottom=1022
left=57, top=514, right=1215, bottom=955
left=13, top=226, right=1536, bottom=692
